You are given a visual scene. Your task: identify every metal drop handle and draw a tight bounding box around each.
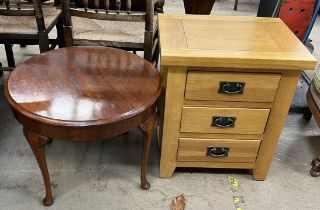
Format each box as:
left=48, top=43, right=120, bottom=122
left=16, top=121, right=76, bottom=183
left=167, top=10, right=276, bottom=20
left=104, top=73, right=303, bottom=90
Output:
left=218, top=81, right=245, bottom=94
left=212, top=117, right=236, bottom=128
left=207, top=147, right=229, bottom=158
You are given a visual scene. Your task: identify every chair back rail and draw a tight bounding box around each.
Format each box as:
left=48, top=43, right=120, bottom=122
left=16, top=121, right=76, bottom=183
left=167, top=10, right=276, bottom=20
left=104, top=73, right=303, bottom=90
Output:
left=0, top=0, right=46, bottom=31
left=63, top=0, right=157, bottom=23
left=0, top=0, right=34, bottom=15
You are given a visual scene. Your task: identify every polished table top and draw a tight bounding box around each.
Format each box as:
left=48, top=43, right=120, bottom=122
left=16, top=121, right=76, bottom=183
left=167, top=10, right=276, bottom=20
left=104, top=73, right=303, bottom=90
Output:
left=6, top=47, right=161, bottom=126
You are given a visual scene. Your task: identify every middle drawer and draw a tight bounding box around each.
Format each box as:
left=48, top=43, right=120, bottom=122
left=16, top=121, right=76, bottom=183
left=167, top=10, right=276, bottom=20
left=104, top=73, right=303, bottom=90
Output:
left=180, top=107, right=270, bottom=134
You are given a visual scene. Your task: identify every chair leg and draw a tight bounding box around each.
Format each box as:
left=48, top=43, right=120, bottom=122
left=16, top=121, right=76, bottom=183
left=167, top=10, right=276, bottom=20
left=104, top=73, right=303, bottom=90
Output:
left=303, top=107, right=313, bottom=121
left=4, top=43, right=15, bottom=67
left=152, top=42, right=160, bottom=67
left=0, top=62, right=3, bottom=76
left=310, top=153, right=320, bottom=177
left=63, top=25, right=73, bottom=47
left=234, top=0, right=238, bottom=10
left=56, top=18, right=65, bottom=48
left=144, top=31, right=153, bottom=62
left=38, top=32, right=50, bottom=53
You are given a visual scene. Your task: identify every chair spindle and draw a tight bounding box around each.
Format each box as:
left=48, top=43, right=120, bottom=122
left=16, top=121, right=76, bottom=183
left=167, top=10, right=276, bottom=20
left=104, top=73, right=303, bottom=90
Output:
left=126, top=0, right=131, bottom=14
left=15, top=0, right=21, bottom=10
left=83, top=0, right=88, bottom=11
left=116, top=0, right=120, bottom=14
left=105, top=0, right=109, bottom=13
left=4, top=0, right=10, bottom=10
left=94, top=0, right=99, bottom=12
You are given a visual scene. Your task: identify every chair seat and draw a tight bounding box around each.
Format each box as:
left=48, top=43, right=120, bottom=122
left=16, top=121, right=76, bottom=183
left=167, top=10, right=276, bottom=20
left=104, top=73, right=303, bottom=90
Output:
left=72, top=15, right=158, bottom=49
left=0, top=7, right=61, bottom=36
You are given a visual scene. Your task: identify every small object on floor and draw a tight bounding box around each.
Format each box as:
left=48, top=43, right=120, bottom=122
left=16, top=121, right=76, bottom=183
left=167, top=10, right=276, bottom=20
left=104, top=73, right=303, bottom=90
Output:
left=233, top=196, right=246, bottom=210
left=171, top=195, right=185, bottom=210
left=310, top=153, right=320, bottom=177
left=227, top=176, right=239, bottom=192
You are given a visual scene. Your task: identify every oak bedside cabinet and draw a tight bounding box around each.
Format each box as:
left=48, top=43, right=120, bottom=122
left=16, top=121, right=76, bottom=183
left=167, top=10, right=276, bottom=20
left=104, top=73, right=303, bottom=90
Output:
left=157, top=14, right=317, bottom=180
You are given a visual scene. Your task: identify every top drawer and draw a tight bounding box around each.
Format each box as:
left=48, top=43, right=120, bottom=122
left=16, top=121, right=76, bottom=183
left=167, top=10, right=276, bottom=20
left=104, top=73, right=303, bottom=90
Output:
left=185, top=71, right=281, bottom=102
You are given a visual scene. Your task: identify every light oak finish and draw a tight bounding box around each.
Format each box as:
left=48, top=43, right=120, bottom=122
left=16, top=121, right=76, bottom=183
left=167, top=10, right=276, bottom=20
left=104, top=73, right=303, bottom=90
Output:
left=180, top=107, right=270, bottom=134
left=158, top=15, right=317, bottom=180
left=158, top=14, right=316, bottom=70
left=185, top=71, right=281, bottom=102
left=180, top=133, right=263, bottom=140
left=253, top=71, right=301, bottom=180
left=184, top=100, right=273, bottom=109
left=159, top=66, right=187, bottom=178
left=178, top=138, right=261, bottom=162
left=176, top=161, right=255, bottom=169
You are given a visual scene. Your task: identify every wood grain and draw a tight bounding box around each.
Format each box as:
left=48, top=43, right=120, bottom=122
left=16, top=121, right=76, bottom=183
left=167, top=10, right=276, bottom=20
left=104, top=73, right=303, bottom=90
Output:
left=159, top=67, right=187, bottom=178
left=180, top=107, right=270, bottom=134
left=178, top=138, right=261, bottom=162
left=179, top=133, right=263, bottom=140
left=183, top=0, right=215, bottom=14
left=185, top=71, right=280, bottom=102
left=158, top=14, right=317, bottom=179
left=5, top=47, right=161, bottom=204
left=253, top=71, right=301, bottom=180
left=158, top=18, right=187, bottom=51
left=7, top=47, right=160, bottom=127
left=184, top=100, right=272, bottom=109
left=158, top=14, right=317, bottom=69
left=176, top=161, right=255, bottom=169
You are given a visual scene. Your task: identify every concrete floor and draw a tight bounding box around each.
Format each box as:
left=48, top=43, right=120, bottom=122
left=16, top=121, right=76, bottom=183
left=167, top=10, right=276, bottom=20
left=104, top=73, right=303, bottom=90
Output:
left=1, top=0, right=320, bottom=209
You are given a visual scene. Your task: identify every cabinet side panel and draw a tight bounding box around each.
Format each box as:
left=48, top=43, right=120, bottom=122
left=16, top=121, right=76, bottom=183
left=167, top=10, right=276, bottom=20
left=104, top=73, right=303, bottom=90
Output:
left=159, top=66, right=187, bottom=178
left=253, top=71, right=301, bottom=180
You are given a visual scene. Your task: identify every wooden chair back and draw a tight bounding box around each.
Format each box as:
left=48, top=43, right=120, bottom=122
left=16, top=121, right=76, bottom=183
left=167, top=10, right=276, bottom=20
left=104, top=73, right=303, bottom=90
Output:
left=0, top=0, right=46, bottom=31
left=63, top=0, right=154, bottom=21
left=62, top=0, right=156, bottom=32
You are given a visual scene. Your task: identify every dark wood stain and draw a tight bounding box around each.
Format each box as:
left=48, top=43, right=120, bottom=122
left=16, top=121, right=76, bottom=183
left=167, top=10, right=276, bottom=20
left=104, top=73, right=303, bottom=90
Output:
left=5, top=46, right=161, bottom=206
left=304, top=89, right=320, bottom=177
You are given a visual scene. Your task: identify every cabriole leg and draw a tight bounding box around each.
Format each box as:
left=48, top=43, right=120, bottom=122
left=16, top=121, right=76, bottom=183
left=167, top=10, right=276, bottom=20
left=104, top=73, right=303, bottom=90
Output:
left=139, top=114, right=156, bottom=190
left=23, top=128, right=53, bottom=206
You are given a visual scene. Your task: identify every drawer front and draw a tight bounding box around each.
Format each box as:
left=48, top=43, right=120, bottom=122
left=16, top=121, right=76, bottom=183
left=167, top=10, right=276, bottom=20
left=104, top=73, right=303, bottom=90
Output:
left=177, top=138, right=261, bottom=162
left=185, top=71, right=281, bottom=102
left=180, top=107, right=270, bottom=134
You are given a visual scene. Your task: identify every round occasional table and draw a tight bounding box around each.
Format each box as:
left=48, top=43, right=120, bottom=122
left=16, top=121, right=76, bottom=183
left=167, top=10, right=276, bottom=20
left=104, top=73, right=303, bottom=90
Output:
left=5, top=47, right=161, bottom=206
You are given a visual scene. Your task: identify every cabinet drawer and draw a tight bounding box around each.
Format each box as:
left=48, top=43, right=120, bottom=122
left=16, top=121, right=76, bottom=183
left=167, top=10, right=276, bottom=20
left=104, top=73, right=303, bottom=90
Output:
left=177, top=138, right=261, bottom=162
left=180, top=107, right=270, bottom=134
left=185, top=71, right=281, bottom=102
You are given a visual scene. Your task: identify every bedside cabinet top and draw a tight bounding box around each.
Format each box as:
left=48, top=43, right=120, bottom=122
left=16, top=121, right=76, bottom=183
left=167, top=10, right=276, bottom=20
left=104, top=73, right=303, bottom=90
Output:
left=158, top=14, right=317, bottom=70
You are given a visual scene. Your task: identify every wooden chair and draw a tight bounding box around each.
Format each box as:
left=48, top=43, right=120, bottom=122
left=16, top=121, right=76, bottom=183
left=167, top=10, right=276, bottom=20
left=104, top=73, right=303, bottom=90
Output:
left=303, top=70, right=320, bottom=177
left=234, top=0, right=238, bottom=10
left=0, top=0, right=64, bottom=72
left=62, top=0, right=163, bottom=65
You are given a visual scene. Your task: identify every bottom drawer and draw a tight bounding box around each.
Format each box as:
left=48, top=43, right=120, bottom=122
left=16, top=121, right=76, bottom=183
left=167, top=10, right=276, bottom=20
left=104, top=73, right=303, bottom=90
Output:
left=177, top=138, right=261, bottom=163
